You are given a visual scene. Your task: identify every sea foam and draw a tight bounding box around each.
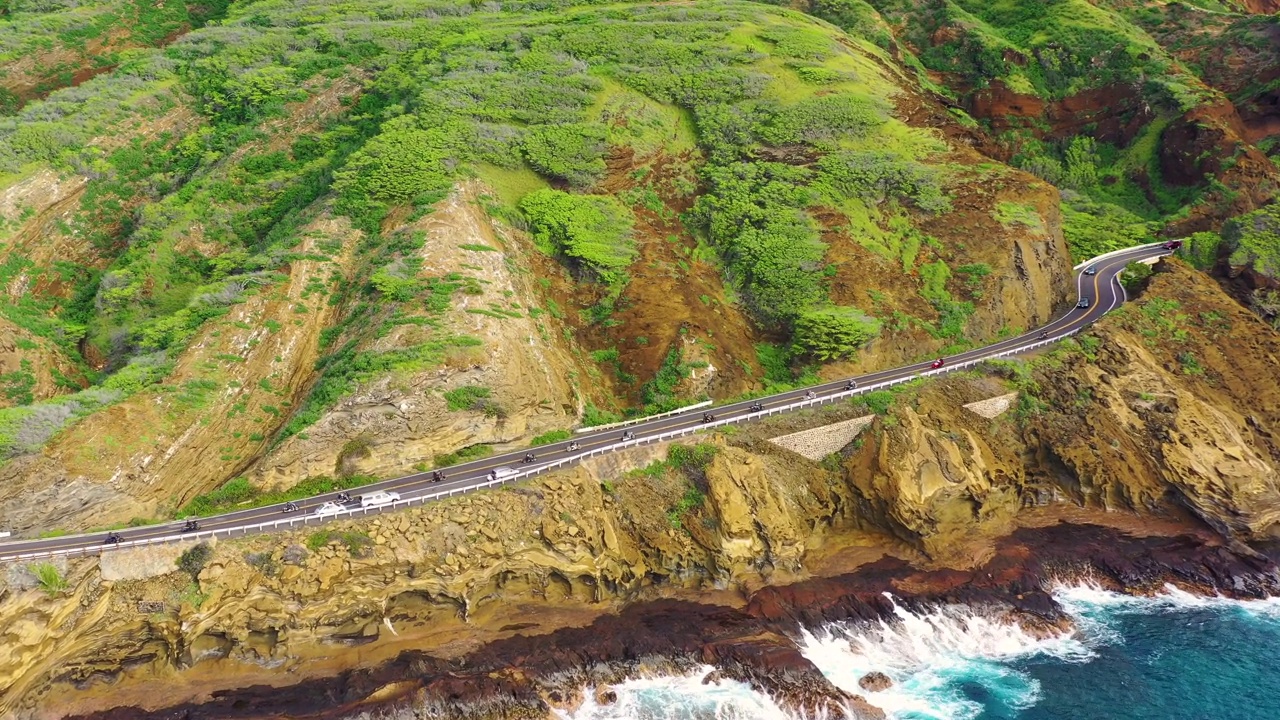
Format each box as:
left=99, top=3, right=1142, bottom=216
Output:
left=798, top=593, right=1091, bottom=720
left=555, top=666, right=826, bottom=720
left=557, top=584, right=1280, bottom=720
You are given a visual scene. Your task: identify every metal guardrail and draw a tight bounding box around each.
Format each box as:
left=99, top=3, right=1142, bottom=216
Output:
left=1072, top=240, right=1175, bottom=270
left=2, top=329, right=1083, bottom=563
left=573, top=400, right=713, bottom=434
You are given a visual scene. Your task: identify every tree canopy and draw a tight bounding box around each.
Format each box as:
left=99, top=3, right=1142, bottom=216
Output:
left=791, top=306, right=882, bottom=361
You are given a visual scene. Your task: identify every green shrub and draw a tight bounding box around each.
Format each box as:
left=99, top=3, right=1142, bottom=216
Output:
left=668, top=443, right=719, bottom=472
left=994, top=202, right=1044, bottom=231
left=759, top=24, right=836, bottom=60
left=791, top=306, right=882, bottom=361
left=521, top=123, right=608, bottom=188
left=370, top=259, right=423, bottom=302
left=333, top=116, right=455, bottom=231
left=755, top=343, right=795, bottom=385
left=180, top=477, right=256, bottom=517
left=443, top=385, right=493, bottom=411
left=666, top=483, right=707, bottom=529
left=1183, top=231, right=1221, bottom=271
left=245, top=551, right=279, bottom=577
left=591, top=347, right=621, bottom=363
left=729, top=217, right=830, bottom=324
left=178, top=475, right=371, bottom=517
left=693, top=162, right=829, bottom=327
left=177, top=543, right=212, bottom=581
left=758, top=94, right=886, bottom=146
left=642, top=345, right=704, bottom=412
left=185, top=61, right=303, bottom=125
left=815, top=150, right=950, bottom=213
left=531, top=429, right=573, bottom=446
left=955, top=263, right=992, bottom=298
left=581, top=404, right=622, bottom=427
left=31, top=563, right=67, bottom=596
left=1178, top=351, right=1204, bottom=375
left=863, top=390, right=896, bottom=415
left=433, top=443, right=495, bottom=468
left=520, top=189, right=637, bottom=285
left=1061, top=193, right=1156, bottom=262
left=1120, top=261, right=1154, bottom=290
left=1223, top=203, right=1280, bottom=281
left=806, top=0, right=896, bottom=47
left=306, top=530, right=373, bottom=556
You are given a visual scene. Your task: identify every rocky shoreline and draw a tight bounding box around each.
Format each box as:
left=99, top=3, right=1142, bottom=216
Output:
left=64, top=521, right=1280, bottom=720
left=6, top=264, right=1276, bottom=720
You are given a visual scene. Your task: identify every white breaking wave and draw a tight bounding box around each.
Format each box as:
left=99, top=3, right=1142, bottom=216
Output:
left=556, top=583, right=1280, bottom=720
left=798, top=593, right=1092, bottom=720
left=554, top=666, right=831, bottom=720
left=1052, top=579, right=1280, bottom=619
left=1050, top=579, right=1280, bottom=650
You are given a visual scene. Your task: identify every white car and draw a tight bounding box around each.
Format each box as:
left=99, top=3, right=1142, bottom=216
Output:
left=312, top=501, right=346, bottom=518
left=492, top=466, right=519, bottom=480
left=360, top=490, right=401, bottom=508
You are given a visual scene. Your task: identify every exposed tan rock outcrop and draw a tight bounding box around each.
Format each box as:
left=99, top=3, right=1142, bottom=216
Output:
left=0, top=438, right=869, bottom=718
left=1029, top=261, right=1280, bottom=539
left=252, top=183, right=591, bottom=486
left=846, top=260, right=1280, bottom=560
left=0, top=317, right=85, bottom=407
left=0, top=216, right=360, bottom=531
left=849, top=399, right=1024, bottom=563
left=5, top=260, right=1280, bottom=719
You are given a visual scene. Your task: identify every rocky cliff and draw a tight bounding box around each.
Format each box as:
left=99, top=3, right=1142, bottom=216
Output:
left=849, top=260, right=1280, bottom=556
left=4, top=260, right=1280, bottom=719
left=0, top=0, right=1089, bottom=537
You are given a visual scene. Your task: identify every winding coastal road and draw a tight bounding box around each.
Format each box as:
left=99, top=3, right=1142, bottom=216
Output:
left=0, top=242, right=1173, bottom=562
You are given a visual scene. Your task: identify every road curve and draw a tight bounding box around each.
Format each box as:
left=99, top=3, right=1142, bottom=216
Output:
left=0, top=242, right=1172, bottom=561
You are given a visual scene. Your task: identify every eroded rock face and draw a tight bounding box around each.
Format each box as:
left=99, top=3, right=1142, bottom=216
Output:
left=1030, top=262, right=1280, bottom=540
left=0, top=438, right=869, bottom=719
left=254, top=183, right=589, bottom=487
left=834, top=261, right=1280, bottom=557
left=7, top=261, right=1280, bottom=720
left=0, top=217, right=360, bottom=533
left=849, top=401, right=1023, bottom=562
left=703, top=446, right=844, bottom=574
left=42, top=523, right=1280, bottom=720
left=0, top=182, right=596, bottom=536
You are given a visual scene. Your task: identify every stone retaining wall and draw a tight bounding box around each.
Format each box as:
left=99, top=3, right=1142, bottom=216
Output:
left=963, top=392, right=1019, bottom=419
left=767, top=415, right=876, bottom=461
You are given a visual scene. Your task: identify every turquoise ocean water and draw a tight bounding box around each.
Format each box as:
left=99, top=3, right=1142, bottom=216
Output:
left=557, top=584, right=1280, bottom=720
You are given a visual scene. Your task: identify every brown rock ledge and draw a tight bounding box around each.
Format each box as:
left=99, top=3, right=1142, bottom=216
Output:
left=63, top=522, right=1279, bottom=720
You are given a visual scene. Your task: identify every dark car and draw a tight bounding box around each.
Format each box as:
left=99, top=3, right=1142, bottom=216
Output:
left=1083, top=265, right=1097, bottom=275
left=1163, top=240, right=1182, bottom=250
left=1077, top=297, right=1091, bottom=309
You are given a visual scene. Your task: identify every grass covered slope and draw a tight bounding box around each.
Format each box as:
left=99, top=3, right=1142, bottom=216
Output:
left=0, top=0, right=1078, bottom=531
left=0, top=0, right=235, bottom=114
left=859, top=0, right=1280, bottom=241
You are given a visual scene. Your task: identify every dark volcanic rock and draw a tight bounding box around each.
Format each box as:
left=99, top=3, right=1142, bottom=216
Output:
left=64, top=523, right=1280, bottom=720
left=859, top=672, right=893, bottom=692
left=594, top=687, right=617, bottom=705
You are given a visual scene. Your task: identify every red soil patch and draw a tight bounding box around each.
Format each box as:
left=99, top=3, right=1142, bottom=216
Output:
left=534, top=146, right=769, bottom=406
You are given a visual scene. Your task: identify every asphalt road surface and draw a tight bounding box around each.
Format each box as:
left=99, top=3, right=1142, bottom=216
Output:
left=0, top=242, right=1172, bottom=561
